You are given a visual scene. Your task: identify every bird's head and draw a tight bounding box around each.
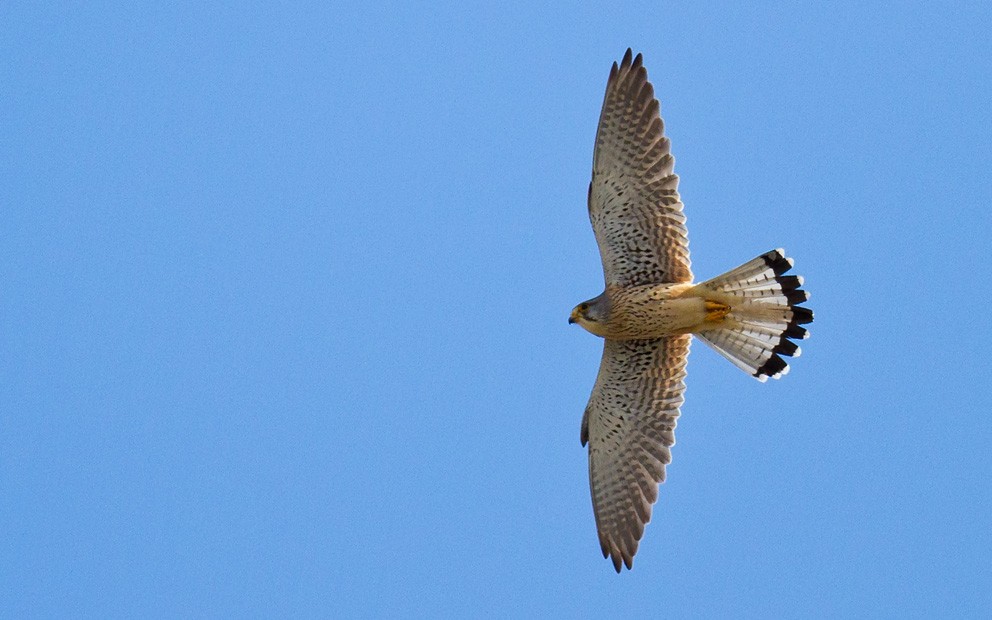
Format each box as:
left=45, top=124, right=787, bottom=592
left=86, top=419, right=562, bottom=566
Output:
left=569, top=294, right=610, bottom=335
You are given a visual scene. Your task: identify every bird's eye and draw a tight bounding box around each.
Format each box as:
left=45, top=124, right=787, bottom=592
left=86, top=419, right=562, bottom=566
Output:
left=580, top=303, right=589, bottom=311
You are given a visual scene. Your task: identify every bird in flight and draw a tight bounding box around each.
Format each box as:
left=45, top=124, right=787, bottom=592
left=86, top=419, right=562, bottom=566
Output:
left=570, top=49, right=813, bottom=572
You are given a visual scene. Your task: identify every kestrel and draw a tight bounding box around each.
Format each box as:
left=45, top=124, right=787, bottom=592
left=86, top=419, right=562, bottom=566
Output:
left=570, top=49, right=813, bottom=572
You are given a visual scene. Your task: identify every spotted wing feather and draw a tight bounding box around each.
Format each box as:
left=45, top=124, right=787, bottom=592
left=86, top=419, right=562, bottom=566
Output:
left=580, top=335, right=690, bottom=572
left=589, top=48, right=692, bottom=287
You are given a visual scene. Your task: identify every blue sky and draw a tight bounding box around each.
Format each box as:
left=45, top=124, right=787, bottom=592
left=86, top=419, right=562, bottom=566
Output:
left=3, top=1, right=991, bottom=617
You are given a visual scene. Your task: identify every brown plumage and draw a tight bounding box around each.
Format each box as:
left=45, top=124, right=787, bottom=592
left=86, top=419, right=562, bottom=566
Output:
left=571, top=49, right=813, bottom=572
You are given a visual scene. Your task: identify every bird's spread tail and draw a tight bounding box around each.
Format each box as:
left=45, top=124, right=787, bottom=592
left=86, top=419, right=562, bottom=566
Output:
left=692, top=249, right=813, bottom=381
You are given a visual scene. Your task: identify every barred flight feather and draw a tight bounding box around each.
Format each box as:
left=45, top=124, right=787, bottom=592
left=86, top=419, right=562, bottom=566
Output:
left=694, top=249, right=813, bottom=382
left=576, top=50, right=815, bottom=574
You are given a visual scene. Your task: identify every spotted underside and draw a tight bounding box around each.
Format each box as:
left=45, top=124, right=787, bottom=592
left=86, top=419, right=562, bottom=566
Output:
left=579, top=50, right=812, bottom=573
left=580, top=335, right=689, bottom=572
left=583, top=49, right=693, bottom=572
left=588, top=49, right=692, bottom=288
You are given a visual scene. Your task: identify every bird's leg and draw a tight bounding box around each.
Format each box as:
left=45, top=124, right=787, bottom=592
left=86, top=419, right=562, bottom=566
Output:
left=704, top=300, right=731, bottom=323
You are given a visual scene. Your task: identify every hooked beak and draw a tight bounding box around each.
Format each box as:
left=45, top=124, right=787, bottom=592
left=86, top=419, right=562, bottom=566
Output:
left=568, top=308, right=580, bottom=325
left=568, top=316, right=576, bottom=325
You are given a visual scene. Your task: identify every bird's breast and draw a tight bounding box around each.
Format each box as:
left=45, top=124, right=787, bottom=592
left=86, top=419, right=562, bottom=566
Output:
left=604, top=284, right=707, bottom=339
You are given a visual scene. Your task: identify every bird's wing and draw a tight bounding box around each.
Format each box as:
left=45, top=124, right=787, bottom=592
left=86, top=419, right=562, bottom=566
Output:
left=589, top=48, right=692, bottom=287
left=580, top=335, right=690, bottom=572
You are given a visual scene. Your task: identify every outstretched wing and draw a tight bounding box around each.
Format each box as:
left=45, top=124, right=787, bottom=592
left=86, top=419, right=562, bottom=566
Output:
left=589, top=48, right=692, bottom=287
left=580, top=335, right=690, bottom=572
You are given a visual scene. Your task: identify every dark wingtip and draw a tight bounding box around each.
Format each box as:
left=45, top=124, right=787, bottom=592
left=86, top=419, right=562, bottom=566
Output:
left=620, top=48, right=633, bottom=68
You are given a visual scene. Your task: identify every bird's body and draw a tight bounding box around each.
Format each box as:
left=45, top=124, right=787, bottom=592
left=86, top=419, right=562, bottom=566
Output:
left=572, top=49, right=814, bottom=572
left=571, top=283, right=706, bottom=340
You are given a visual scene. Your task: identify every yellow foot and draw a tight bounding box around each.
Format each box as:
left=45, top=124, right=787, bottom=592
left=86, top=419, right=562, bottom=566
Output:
left=704, top=300, right=731, bottom=322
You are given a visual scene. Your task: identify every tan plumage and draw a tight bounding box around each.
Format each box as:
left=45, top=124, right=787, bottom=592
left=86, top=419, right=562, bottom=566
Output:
left=580, top=335, right=689, bottom=572
left=572, top=50, right=813, bottom=572
left=589, top=50, right=691, bottom=288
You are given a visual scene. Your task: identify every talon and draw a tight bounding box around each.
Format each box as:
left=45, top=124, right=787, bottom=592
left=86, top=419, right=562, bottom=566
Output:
left=704, top=300, right=731, bottom=322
